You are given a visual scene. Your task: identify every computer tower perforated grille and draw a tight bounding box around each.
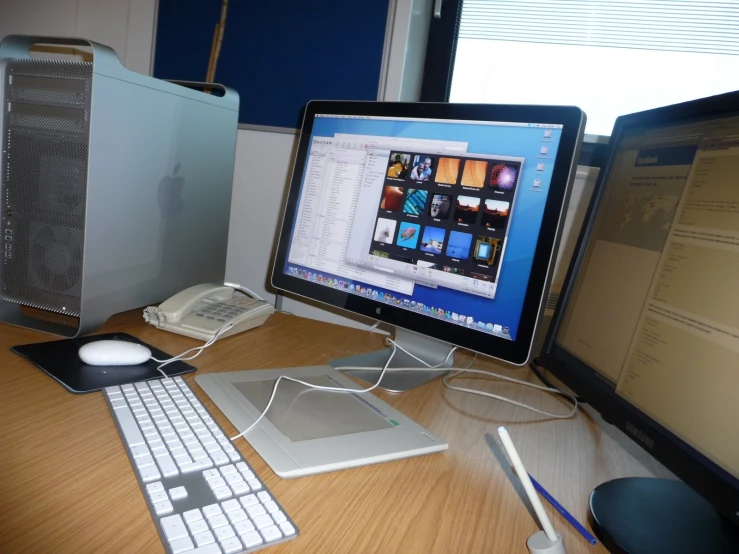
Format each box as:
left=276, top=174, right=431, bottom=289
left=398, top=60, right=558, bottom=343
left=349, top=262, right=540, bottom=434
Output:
left=1, top=60, right=92, bottom=316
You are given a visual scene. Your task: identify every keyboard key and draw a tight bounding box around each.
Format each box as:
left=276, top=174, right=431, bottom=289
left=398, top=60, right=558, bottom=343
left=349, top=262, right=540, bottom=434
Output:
left=214, top=525, right=235, bottom=541
left=231, top=481, right=250, bottom=495
left=193, top=530, right=216, bottom=547
left=279, top=521, right=296, bottom=536
left=263, top=500, right=279, bottom=513
left=219, top=464, right=237, bottom=476
left=203, top=504, right=222, bottom=518
left=169, top=536, right=194, bottom=553
left=213, top=486, right=232, bottom=500
left=272, top=511, right=287, bottom=524
left=183, top=509, right=203, bottom=523
left=139, top=464, right=161, bottom=482
left=240, top=470, right=255, bottom=481
left=246, top=504, right=266, bottom=519
left=153, top=448, right=171, bottom=459
left=169, top=486, right=187, bottom=500
left=153, top=500, right=173, bottom=515
left=227, top=509, right=248, bottom=524
left=203, top=469, right=220, bottom=481
left=149, top=491, right=168, bottom=503
left=207, top=477, right=227, bottom=490
left=146, top=482, right=164, bottom=494
left=135, top=454, right=155, bottom=468
left=239, top=495, right=258, bottom=508
left=260, top=524, right=282, bottom=542
left=130, top=444, right=151, bottom=458
left=191, top=449, right=209, bottom=460
left=174, top=454, right=193, bottom=467
left=226, top=450, right=241, bottom=462
left=188, top=519, right=209, bottom=535
left=116, top=407, right=145, bottom=447
left=246, top=478, right=262, bottom=491
left=157, top=455, right=179, bottom=477
left=252, top=514, right=274, bottom=530
left=220, top=536, right=242, bottom=554
left=233, top=519, right=255, bottom=536
left=220, top=499, right=240, bottom=513
left=211, top=450, right=229, bottom=466
left=181, top=459, right=213, bottom=473
left=224, top=473, right=243, bottom=486
left=208, top=514, right=229, bottom=529
left=257, top=491, right=271, bottom=503
left=189, top=544, right=222, bottom=554
left=160, top=514, right=188, bottom=541
left=241, top=531, right=263, bottom=548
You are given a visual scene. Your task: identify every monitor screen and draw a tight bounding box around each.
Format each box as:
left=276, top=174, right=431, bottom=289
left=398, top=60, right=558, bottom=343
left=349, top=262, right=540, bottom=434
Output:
left=272, top=101, right=585, bottom=364
left=544, top=91, right=739, bottom=529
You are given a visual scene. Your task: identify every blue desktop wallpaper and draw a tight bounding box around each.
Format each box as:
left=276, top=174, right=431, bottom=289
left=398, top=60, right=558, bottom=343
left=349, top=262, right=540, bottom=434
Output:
left=285, top=117, right=562, bottom=340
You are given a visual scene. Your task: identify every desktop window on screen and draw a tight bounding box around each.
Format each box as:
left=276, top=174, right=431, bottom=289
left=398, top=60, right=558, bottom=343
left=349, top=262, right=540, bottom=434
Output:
left=283, top=115, right=562, bottom=342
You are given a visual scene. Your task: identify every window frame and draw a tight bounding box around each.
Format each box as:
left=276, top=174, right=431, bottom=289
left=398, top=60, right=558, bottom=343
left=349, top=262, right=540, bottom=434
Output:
left=420, top=0, right=607, bottom=168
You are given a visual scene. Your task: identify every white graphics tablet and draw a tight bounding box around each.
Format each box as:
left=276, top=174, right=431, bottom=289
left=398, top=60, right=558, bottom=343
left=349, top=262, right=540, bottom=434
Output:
left=195, top=366, right=448, bottom=478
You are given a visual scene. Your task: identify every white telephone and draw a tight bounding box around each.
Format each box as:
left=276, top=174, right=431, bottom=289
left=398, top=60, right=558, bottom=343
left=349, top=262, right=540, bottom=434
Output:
left=143, top=283, right=274, bottom=341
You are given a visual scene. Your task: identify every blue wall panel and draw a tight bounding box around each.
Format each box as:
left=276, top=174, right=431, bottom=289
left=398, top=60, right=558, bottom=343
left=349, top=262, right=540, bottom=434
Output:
left=154, top=0, right=389, bottom=128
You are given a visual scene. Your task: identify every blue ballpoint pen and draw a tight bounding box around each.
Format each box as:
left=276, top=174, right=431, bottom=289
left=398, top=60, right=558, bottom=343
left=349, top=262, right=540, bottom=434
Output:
left=528, top=473, right=598, bottom=546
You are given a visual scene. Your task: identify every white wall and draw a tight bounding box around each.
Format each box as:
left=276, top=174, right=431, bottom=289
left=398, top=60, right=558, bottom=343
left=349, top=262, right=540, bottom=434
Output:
left=0, top=0, right=156, bottom=74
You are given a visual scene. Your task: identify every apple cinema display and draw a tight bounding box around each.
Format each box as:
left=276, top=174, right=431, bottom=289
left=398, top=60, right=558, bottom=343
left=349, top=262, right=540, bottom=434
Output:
left=272, top=101, right=585, bottom=390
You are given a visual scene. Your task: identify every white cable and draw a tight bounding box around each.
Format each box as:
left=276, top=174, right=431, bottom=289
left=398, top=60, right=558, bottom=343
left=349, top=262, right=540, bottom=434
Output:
left=229, top=342, right=401, bottom=441
left=340, top=338, right=575, bottom=418
left=151, top=322, right=235, bottom=378
left=442, top=368, right=578, bottom=419
left=224, top=281, right=265, bottom=302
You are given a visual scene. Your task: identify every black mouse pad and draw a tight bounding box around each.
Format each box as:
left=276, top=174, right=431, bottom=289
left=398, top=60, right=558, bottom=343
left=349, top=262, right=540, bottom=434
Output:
left=11, top=333, right=196, bottom=394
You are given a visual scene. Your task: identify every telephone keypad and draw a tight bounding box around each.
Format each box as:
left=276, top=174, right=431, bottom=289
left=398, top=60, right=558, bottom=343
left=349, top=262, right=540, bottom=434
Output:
left=194, top=302, right=252, bottom=322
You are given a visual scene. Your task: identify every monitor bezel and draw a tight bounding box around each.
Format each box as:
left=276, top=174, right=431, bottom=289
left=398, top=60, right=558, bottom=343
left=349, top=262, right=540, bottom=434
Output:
left=541, top=90, right=739, bottom=526
left=272, top=100, right=585, bottom=365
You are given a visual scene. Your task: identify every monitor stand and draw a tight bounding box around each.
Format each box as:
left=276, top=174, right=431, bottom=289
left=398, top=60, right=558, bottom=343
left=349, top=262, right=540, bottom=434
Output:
left=589, top=477, right=739, bottom=553
left=329, top=328, right=454, bottom=392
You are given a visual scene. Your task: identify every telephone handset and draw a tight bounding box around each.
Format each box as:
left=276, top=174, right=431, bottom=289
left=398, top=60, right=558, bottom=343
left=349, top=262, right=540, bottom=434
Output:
left=143, top=283, right=274, bottom=341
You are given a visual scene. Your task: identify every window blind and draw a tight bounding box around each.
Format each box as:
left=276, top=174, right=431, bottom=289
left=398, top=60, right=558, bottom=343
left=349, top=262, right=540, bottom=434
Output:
left=459, top=0, right=739, bottom=55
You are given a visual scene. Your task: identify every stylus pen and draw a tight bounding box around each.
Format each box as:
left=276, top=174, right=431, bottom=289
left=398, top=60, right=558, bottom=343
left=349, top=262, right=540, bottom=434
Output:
left=497, top=426, right=558, bottom=542
left=528, top=473, right=598, bottom=546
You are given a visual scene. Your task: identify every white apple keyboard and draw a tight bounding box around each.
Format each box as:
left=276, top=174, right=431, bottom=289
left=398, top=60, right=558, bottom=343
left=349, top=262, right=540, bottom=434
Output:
left=104, top=377, right=299, bottom=553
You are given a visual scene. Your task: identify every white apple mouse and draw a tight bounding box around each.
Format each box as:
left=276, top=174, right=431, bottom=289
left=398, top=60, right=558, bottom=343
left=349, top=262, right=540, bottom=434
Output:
left=78, top=340, right=152, bottom=366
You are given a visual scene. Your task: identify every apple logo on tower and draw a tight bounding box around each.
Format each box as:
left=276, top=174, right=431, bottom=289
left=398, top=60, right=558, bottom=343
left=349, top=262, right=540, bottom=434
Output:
left=158, top=163, right=185, bottom=218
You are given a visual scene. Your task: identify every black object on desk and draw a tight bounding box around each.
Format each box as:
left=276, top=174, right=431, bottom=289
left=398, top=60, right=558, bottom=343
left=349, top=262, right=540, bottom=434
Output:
left=11, top=333, right=195, bottom=394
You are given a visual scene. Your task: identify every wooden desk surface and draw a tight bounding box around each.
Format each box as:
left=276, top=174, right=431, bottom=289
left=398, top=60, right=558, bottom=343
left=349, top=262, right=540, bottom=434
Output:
left=0, top=312, right=667, bottom=553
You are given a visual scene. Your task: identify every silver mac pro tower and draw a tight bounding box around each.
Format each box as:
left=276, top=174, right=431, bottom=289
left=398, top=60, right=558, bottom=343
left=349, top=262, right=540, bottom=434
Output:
left=0, top=35, right=239, bottom=337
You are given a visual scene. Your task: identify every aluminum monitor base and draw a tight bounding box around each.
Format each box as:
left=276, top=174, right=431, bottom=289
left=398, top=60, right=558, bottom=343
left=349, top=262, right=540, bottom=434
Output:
left=329, top=328, right=454, bottom=392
